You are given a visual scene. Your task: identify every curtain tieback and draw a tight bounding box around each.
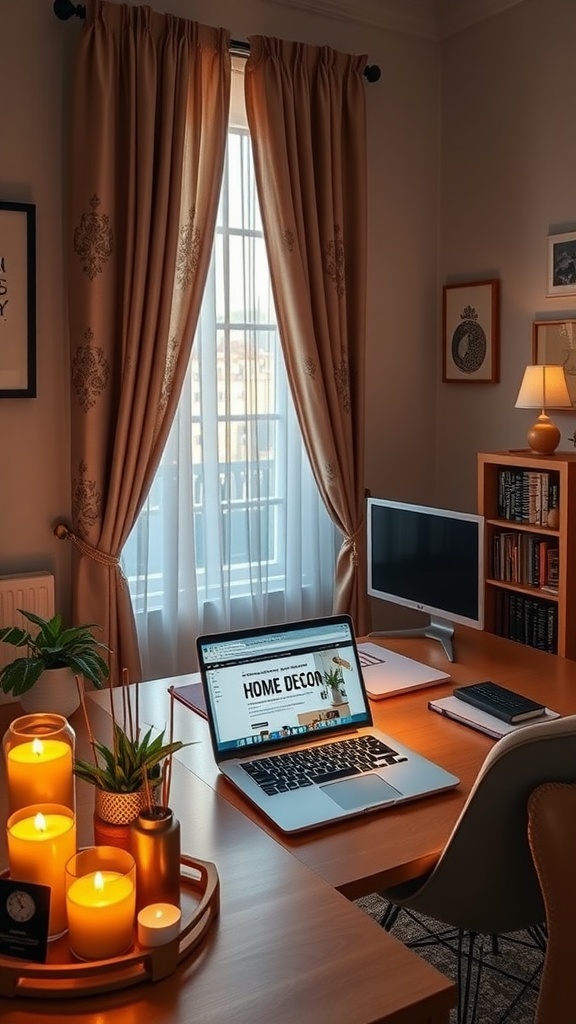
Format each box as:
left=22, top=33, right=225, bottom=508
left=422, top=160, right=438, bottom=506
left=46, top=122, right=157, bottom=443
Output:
left=53, top=522, right=120, bottom=568
left=345, top=525, right=363, bottom=567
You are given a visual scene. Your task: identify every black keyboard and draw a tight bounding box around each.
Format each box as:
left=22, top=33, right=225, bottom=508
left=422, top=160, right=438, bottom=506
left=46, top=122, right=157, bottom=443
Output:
left=240, top=735, right=408, bottom=796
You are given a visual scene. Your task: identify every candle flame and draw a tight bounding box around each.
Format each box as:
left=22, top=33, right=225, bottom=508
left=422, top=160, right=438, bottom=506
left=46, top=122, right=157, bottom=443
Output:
left=34, top=812, right=47, bottom=833
left=155, top=909, right=164, bottom=921
left=94, top=871, right=105, bottom=891
left=32, top=738, right=44, bottom=756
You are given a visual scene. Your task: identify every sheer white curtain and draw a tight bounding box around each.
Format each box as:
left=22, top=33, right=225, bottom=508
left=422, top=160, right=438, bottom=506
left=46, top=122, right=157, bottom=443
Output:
left=122, top=63, right=338, bottom=680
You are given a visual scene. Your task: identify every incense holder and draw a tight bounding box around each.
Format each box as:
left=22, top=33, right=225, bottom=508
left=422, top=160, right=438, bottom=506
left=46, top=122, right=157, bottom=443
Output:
left=129, top=806, right=181, bottom=911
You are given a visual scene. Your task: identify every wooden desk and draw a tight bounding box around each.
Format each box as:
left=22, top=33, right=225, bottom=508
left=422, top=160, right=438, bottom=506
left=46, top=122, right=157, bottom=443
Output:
left=129, top=626, right=576, bottom=900
left=0, top=698, right=455, bottom=1024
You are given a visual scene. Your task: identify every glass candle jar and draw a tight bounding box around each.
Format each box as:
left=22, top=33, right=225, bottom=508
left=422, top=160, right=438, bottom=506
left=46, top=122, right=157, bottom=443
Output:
left=65, top=845, right=136, bottom=960
left=7, top=802, right=76, bottom=938
left=129, top=807, right=181, bottom=912
left=3, top=713, right=75, bottom=814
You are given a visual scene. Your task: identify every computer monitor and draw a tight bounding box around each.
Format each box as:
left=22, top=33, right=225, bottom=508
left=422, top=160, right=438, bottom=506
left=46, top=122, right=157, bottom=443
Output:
left=367, top=497, right=484, bottom=661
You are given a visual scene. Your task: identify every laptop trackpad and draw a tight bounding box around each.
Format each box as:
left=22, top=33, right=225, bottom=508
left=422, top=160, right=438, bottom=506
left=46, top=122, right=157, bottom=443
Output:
left=321, top=775, right=400, bottom=811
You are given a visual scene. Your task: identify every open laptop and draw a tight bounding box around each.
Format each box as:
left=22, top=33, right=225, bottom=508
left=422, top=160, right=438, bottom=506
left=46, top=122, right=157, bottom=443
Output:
left=196, top=614, right=459, bottom=833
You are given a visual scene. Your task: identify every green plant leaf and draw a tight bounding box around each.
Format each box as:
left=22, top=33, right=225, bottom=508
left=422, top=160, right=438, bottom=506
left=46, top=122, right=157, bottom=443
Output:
left=0, top=608, right=110, bottom=695
left=74, top=720, right=188, bottom=793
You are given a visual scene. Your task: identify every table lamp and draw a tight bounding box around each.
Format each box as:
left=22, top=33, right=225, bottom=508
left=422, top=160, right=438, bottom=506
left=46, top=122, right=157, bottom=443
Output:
left=515, top=364, right=572, bottom=455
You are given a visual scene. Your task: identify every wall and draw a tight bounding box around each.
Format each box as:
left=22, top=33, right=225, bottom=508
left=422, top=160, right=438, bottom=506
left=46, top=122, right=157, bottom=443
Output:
left=0, top=4, right=73, bottom=611
left=0, top=0, right=439, bottom=627
left=437, top=0, right=576, bottom=509
left=9, top=2, right=573, bottom=638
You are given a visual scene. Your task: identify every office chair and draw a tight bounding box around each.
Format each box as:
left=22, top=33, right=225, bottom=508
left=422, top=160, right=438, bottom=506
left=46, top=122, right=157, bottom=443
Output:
left=377, top=714, right=576, bottom=1024
left=527, top=782, right=576, bottom=1024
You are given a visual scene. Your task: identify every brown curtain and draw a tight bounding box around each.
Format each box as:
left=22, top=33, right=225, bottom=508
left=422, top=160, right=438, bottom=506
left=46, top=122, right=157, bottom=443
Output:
left=64, top=0, right=230, bottom=682
left=244, top=37, right=370, bottom=634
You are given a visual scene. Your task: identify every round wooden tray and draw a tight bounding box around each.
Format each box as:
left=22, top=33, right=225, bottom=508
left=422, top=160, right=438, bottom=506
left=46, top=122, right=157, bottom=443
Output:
left=0, top=855, right=219, bottom=999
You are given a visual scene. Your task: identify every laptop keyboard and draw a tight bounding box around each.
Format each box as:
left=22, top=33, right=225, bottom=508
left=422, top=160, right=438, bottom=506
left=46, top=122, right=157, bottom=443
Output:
left=240, top=735, right=409, bottom=796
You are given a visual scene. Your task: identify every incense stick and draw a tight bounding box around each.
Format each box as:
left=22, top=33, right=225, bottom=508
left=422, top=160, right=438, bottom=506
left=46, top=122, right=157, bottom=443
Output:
left=75, top=674, right=99, bottom=767
left=164, top=688, right=176, bottom=808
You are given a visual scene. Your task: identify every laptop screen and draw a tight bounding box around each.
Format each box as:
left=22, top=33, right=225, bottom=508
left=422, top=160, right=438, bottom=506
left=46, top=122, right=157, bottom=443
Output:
left=197, top=615, right=373, bottom=759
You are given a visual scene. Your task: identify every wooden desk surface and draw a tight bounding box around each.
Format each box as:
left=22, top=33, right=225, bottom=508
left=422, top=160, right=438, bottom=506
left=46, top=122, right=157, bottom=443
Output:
left=126, top=626, right=576, bottom=899
left=0, top=698, right=455, bottom=1024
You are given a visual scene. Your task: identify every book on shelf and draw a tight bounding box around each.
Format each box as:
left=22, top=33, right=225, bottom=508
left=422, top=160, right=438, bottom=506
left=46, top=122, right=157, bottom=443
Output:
left=497, top=467, right=559, bottom=528
left=493, top=590, right=557, bottom=653
left=491, top=531, right=558, bottom=590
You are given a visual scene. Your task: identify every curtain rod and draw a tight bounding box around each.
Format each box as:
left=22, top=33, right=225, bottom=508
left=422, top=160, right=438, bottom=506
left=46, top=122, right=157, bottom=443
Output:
left=52, top=0, right=382, bottom=82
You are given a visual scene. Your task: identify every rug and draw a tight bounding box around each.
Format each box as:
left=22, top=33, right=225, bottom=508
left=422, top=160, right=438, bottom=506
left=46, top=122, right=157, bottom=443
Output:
left=355, top=893, right=544, bottom=1024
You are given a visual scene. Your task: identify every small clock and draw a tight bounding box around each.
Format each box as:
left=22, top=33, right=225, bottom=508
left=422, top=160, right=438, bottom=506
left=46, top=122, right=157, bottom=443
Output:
left=6, top=890, right=36, bottom=923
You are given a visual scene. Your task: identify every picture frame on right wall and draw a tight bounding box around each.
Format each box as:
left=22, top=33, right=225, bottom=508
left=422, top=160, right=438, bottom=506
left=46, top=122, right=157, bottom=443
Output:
left=442, top=279, right=500, bottom=383
left=547, top=231, right=576, bottom=297
left=533, top=319, right=576, bottom=405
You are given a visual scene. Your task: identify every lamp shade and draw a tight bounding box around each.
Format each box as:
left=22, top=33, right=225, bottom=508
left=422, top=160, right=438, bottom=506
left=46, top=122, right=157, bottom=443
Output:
left=515, top=365, right=572, bottom=410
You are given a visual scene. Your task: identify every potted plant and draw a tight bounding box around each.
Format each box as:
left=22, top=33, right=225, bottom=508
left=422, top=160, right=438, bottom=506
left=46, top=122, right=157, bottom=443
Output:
left=0, top=609, right=110, bottom=716
left=74, top=678, right=187, bottom=846
left=324, top=666, right=346, bottom=706
left=74, top=720, right=185, bottom=795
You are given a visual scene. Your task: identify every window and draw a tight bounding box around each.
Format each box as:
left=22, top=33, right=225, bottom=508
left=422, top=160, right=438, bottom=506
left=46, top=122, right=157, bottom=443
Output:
left=122, top=66, right=338, bottom=679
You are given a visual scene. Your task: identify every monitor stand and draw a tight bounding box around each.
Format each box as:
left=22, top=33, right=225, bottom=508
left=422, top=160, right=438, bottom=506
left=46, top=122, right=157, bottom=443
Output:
left=369, top=616, right=455, bottom=662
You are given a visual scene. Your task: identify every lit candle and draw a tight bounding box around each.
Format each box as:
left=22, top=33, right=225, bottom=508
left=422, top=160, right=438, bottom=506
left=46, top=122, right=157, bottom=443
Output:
left=6, top=735, right=74, bottom=813
left=7, top=804, right=76, bottom=937
left=137, top=903, right=182, bottom=947
left=66, top=848, right=136, bottom=960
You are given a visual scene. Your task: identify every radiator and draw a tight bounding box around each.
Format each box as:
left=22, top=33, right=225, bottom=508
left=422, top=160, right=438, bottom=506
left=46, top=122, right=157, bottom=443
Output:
left=0, top=572, right=56, bottom=703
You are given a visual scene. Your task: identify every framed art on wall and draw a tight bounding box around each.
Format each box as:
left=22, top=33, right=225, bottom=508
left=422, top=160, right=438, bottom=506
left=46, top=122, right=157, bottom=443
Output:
left=546, top=231, right=576, bottom=297
left=533, top=318, right=576, bottom=405
left=0, top=201, right=36, bottom=398
left=442, top=279, right=500, bottom=383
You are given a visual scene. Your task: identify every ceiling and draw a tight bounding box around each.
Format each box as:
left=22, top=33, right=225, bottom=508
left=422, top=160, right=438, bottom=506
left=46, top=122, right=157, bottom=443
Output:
left=265, top=0, right=526, bottom=38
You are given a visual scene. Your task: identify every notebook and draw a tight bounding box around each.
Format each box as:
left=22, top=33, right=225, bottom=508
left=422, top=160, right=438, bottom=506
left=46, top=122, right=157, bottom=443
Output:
left=196, top=614, right=459, bottom=833
left=358, top=642, right=451, bottom=699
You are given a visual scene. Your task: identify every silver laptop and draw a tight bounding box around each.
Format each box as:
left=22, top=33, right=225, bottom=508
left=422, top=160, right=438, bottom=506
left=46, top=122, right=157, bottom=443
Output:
left=196, top=614, right=459, bottom=834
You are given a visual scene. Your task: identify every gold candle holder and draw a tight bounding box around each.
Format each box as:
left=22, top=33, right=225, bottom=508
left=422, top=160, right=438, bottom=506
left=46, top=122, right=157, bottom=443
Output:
left=129, top=807, right=181, bottom=911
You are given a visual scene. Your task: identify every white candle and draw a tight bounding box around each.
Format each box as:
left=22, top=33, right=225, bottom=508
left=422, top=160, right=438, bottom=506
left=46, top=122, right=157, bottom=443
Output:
left=137, top=903, right=182, bottom=947
left=7, top=804, right=76, bottom=937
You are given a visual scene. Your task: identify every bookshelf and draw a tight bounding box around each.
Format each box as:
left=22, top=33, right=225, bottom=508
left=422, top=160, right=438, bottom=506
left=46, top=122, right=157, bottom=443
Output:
left=477, top=451, right=576, bottom=659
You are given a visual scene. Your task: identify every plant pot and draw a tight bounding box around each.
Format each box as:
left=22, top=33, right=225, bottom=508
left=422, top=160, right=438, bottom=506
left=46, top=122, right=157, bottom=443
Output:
left=93, top=784, right=161, bottom=850
left=20, top=667, right=81, bottom=718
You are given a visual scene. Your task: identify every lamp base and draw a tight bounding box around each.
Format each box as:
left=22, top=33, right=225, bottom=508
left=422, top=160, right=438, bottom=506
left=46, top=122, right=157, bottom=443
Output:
left=527, top=413, right=561, bottom=456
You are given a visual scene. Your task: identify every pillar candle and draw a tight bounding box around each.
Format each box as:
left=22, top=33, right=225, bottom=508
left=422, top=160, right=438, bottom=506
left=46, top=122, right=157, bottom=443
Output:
left=6, top=736, right=74, bottom=813
left=66, top=848, right=136, bottom=960
left=137, top=903, right=181, bottom=947
left=7, top=804, right=76, bottom=937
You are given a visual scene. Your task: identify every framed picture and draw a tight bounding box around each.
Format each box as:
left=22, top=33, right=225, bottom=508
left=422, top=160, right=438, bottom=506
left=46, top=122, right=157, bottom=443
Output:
left=533, top=318, right=576, bottom=405
left=442, top=279, right=499, bottom=383
left=546, top=231, right=576, bottom=297
left=0, top=201, right=36, bottom=398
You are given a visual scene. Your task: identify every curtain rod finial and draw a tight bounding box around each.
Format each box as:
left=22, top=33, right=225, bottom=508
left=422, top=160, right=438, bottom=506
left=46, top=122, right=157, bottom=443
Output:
left=53, top=0, right=86, bottom=20
left=363, top=64, right=381, bottom=83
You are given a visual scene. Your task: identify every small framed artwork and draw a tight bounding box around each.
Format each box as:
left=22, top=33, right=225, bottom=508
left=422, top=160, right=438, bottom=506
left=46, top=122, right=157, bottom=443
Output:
left=0, top=201, right=36, bottom=398
left=546, top=231, right=576, bottom=297
left=442, top=279, right=499, bottom=383
left=533, top=318, right=576, bottom=405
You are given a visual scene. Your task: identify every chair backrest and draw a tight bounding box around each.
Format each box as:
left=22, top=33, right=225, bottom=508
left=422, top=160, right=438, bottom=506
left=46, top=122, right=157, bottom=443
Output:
left=401, top=714, right=576, bottom=934
left=528, top=782, right=576, bottom=1024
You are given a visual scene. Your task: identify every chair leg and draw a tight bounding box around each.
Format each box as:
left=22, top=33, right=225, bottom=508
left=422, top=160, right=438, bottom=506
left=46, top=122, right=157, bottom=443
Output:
left=457, top=930, right=484, bottom=1024
left=379, top=902, right=401, bottom=931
